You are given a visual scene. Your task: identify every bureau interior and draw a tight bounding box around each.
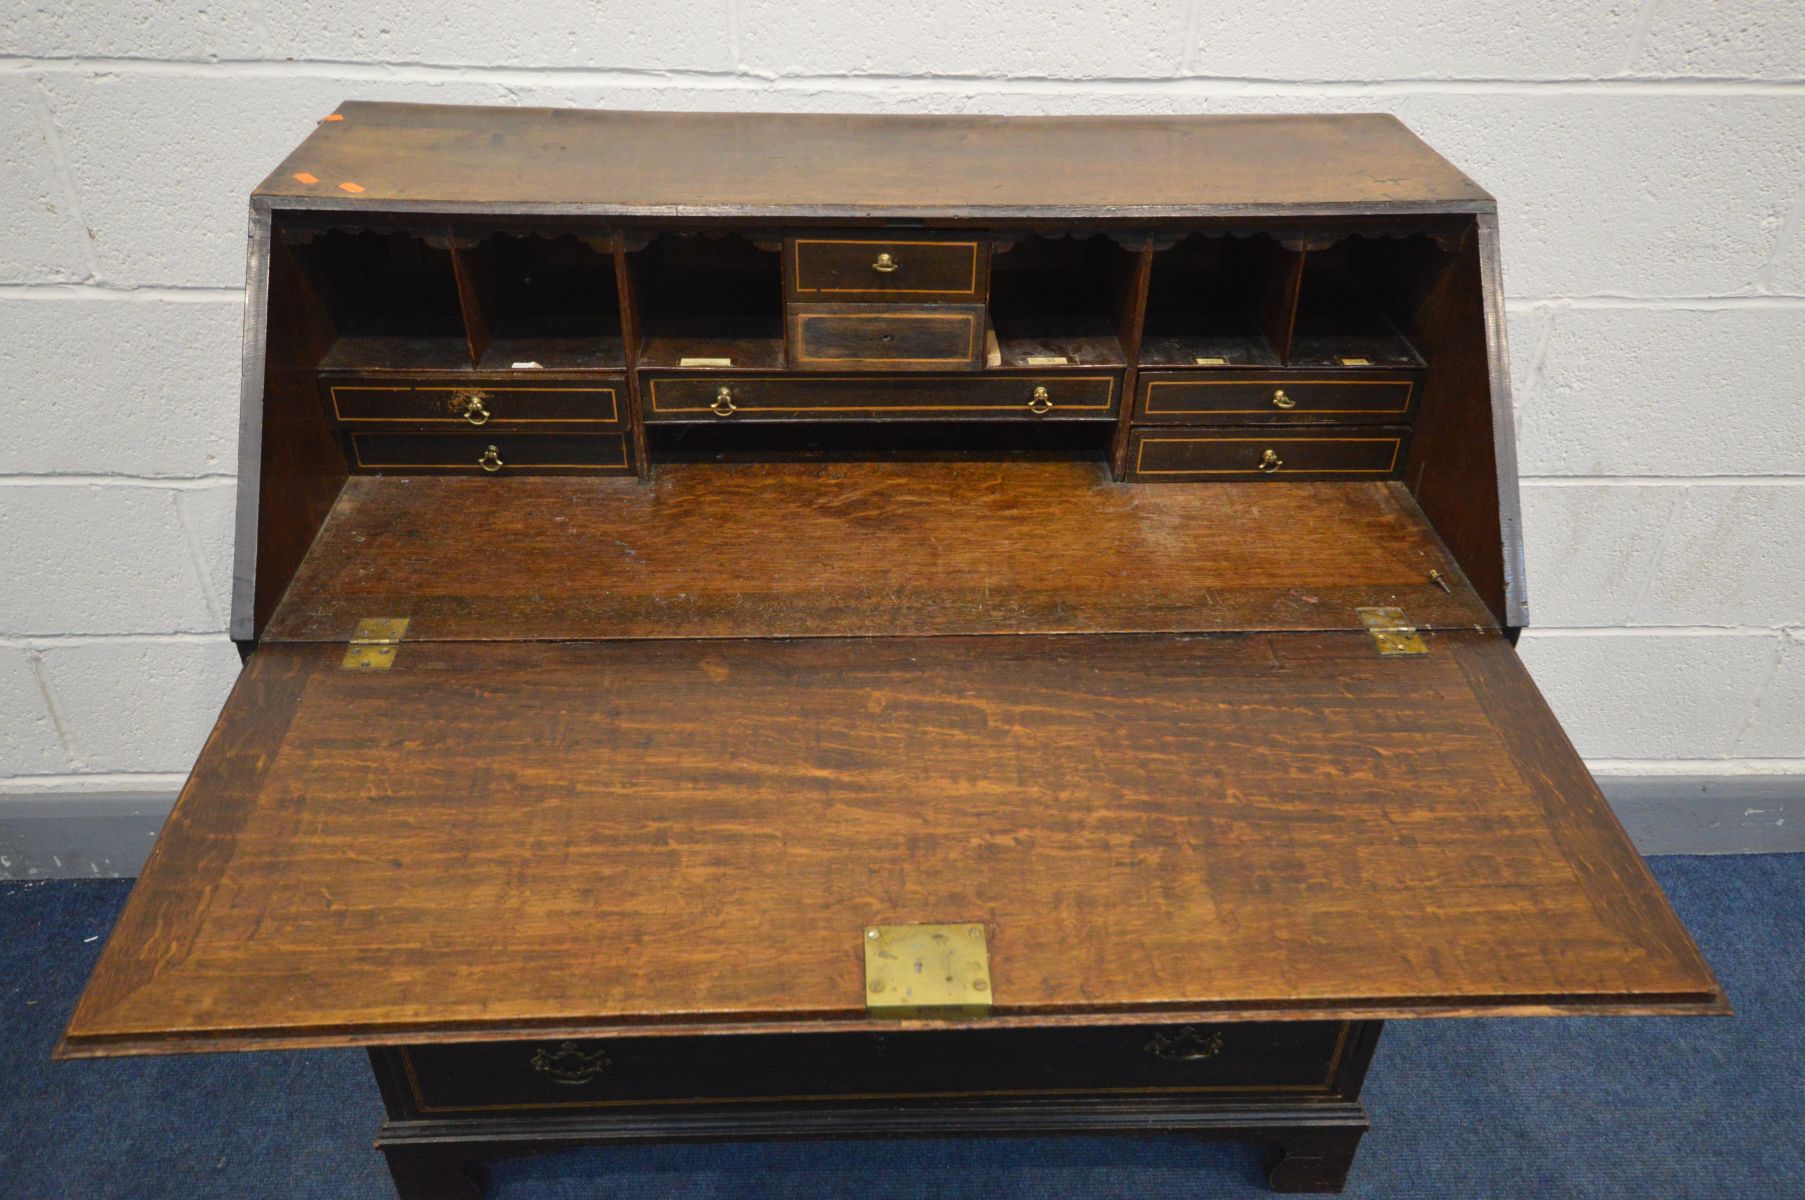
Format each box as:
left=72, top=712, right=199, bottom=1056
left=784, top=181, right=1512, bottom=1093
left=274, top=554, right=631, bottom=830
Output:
left=250, top=212, right=1511, bottom=640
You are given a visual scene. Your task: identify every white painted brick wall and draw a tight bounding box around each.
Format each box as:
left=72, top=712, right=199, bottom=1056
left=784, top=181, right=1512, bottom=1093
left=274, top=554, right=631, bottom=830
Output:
left=1, top=1, right=1801, bottom=799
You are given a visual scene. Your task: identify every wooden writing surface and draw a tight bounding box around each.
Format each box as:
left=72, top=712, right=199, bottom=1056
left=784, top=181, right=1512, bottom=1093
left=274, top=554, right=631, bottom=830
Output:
left=264, top=465, right=1496, bottom=642
left=62, top=631, right=1721, bottom=1059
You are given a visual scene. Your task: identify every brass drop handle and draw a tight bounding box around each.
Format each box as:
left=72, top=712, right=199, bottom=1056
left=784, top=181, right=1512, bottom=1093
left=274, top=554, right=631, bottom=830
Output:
left=477, top=444, right=503, bottom=473
left=458, top=389, right=491, bottom=426
left=710, top=385, right=737, bottom=417
left=1258, top=448, right=1282, bottom=473
left=872, top=251, right=899, bottom=274
left=1028, top=385, right=1053, bottom=415
left=1271, top=388, right=1295, bottom=410
left=529, top=1041, right=610, bottom=1086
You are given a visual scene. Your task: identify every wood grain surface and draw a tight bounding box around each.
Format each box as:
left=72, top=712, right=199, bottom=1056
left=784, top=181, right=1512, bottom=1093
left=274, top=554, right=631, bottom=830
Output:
left=261, top=463, right=1496, bottom=642
left=255, top=106, right=1492, bottom=217
left=61, top=631, right=1721, bottom=1058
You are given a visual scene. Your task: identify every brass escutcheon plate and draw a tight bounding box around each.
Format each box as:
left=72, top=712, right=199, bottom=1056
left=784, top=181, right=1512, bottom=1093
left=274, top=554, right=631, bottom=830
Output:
left=863, top=923, right=992, bottom=1018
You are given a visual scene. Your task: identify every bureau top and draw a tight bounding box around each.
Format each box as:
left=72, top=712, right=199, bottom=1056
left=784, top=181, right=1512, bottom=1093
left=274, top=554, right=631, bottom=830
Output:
left=254, top=104, right=1492, bottom=218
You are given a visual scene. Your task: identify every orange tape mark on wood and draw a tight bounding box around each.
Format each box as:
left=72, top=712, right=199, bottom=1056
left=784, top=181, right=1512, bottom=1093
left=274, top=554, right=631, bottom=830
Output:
left=292, top=172, right=319, bottom=185
left=338, top=181, right=365, bottom=194
left=322, top=113, right=345, bottom=122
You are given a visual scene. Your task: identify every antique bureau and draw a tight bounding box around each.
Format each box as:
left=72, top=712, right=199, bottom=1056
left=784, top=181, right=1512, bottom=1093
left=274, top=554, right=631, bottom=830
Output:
left=61, top=105, right=1724, bottom=1196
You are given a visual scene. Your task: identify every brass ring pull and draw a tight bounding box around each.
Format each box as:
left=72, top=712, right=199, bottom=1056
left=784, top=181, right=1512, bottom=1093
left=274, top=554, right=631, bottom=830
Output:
left=872, top=252, right=899, bottom=273
left=477, top=444, right=503, bottom=472
left=458, top=390, right=491, bottom=426
left=710, top=386, right=737, bottom=417
left=1271, top=388, right=1295, bottom=410
left=1145, top=1027, right=1224, bottom=1062
left=529, top=1041, right=610, bottom=1086
left=1028, top=385, right=1053, bottom=415
left=1258, top=448, right=1282, bottom=473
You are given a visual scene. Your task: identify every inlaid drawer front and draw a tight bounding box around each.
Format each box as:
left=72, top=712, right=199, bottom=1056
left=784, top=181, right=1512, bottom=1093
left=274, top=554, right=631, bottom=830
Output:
left=788, top=304, right=984, bottom=370
left=788, top=236, right=986, bottom=302
left=398, top=1021, right=1352, bottom=1114
left=324, top=379, right=624, bottom=428
left=349, top=432, right=632, bottom=475
left=643, top=373, right=1120, bottom=423
left=1135, top=372, right=1419, bottom=425
left=1128, top=429, right=1409, bottom=481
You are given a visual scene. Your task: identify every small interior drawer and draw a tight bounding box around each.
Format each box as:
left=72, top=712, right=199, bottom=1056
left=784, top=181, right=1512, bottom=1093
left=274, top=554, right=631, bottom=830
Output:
left=1128, top=428, right=1409, bottom=481
left=323, top=378, right=624, bottom=428
left=1135, top=372, right=1420, bottom=425
left=787, top=304, right=984, bottom=371
left=348, top=432, right=633, bottom=475
left=397, top=1021, right=1353, bottom=1114
left=642, top=372, right=1119, bottom=423
left=788, top=236, right=987, bottom=302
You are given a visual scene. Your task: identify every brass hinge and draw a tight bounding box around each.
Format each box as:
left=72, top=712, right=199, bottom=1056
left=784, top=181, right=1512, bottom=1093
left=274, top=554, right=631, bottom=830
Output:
left=864, top=923, right=993, bottom=1019
left=341, top=617, right=409, bottom=671
left=1356, top=607, right=1427, bottom=657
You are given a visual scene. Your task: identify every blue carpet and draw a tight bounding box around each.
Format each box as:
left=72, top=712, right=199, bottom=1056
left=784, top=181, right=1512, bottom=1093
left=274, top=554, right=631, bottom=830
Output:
left=3, top=854, right=1800, bottom=1199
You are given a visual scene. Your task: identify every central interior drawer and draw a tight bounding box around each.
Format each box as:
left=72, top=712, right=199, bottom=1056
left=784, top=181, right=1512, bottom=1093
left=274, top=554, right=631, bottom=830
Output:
left=398, top=1021, right=1353, bottom=1114
left=787, top=235, right=987, bottom=302
left=788, top=304, right=984, bottom=370
left=642, top=372, right=1120, bottom=422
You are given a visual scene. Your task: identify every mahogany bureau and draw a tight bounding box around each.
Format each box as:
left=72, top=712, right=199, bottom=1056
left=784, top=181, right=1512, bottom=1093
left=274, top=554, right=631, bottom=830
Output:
left=60, top=105, right=1724, bottom=1196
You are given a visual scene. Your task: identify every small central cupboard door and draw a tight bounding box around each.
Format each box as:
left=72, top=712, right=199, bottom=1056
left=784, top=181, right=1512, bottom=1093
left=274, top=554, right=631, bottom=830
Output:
left=62, top=630, right=1722, bottom=1059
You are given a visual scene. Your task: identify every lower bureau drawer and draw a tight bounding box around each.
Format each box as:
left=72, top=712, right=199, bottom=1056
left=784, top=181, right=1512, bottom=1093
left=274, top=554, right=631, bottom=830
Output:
left=1128, top=428, right=1409, bottom=481
left=787, top=303, right=985, bottom=370
left=349, top=432, right=633, bottom=475
left=323, top=378, right=625, bottom=428
left=397, top=1021, right=1353, bottom=1114
left=643, top=372, right=1120, bottom=422
left=1135, top=372, right=1420, bottom=425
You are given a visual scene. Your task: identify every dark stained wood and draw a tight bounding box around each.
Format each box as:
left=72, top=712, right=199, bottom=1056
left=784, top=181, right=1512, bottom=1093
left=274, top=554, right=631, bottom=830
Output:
left=395, top=1021, right=1353, bottom=1112
left=641, top=374, right=1118, bottom=424
left=612, top=232, right=652, bottom=478
left=787, top=235, right=987, bottom=302
left=1134, top=372, right=1421, bottom=426
left=1397, top=226, right=1513, bottom=627
left=786, top=304, right=985, bottom=371
left=448, top=243, right=489, bottom=368
left=60, top=631, right=1722, bottom=1058
left=322, top=377, right=624, bottom=427
left=255, top=107, right=1492, bottom=218
left=371, top=1096, right=1372, bottom=1200
left=1128, top=429, right=1409, bottom=481
left=1107, top=241, right=1153, bottom=477
left=247, top=236, right=349, bottom=637
left=261, top=464, right=1496, bottom=643
left=1251, top=238, right=1307, bottom=364
left=347, top=431, right=632, bottom=475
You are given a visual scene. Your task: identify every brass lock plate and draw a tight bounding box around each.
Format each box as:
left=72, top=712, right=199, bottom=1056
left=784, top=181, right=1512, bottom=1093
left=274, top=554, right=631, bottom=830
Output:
left=863, top=923, right=992, bottom=1018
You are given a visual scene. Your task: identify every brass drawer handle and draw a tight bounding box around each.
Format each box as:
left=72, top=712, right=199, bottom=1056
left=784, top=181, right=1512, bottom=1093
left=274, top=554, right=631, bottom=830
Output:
left=529, top=1041, right=610, bottom=1086
left=872, top=251, right=899, bottom=274
left=1271, top=388, right=1295, bottom=410
left=710, top=386, right=737, bottom=417
left=1028, top=385, right=1053, bottom=415
left=457, top=389, right=491, bottom=425
left=1258, top=448, right=1283, bottom=473
left=1146, top=1027, right=1224, bottom=1062
left=477, top=444, right=504, bottom=472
